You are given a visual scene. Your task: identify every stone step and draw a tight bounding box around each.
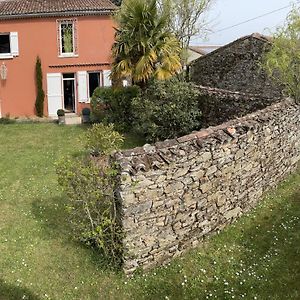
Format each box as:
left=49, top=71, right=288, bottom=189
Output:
left=65, top=115, right=82, bottom=125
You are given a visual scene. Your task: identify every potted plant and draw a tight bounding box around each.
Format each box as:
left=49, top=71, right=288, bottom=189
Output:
left=57, top=109, right=65, bottom=125
left=81, top=107, right=91, bottom=124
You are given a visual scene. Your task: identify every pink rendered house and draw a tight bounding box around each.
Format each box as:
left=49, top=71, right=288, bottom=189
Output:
left=0, top=0, right=117, bottom=117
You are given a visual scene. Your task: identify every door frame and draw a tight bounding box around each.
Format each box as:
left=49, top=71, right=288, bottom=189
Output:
left=62, top=73, right=77, bottom=113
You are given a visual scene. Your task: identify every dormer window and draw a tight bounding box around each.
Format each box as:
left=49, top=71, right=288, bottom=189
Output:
left=57, top=19, right=78, bottom=57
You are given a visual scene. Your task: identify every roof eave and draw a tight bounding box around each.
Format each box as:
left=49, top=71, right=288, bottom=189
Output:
left=0, top=9, right=116, bottom=20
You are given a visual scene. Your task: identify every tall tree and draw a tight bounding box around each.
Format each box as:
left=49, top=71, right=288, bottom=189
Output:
left=263, top=7, right=300, bottom=101
left=111, top=0, right=182, bottom=86
left=161, top=0, right=212, bottom=50
left=35, top=56, right=45, bottom=117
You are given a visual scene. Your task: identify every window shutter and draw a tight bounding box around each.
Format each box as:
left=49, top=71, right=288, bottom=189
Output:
left=77, top=71, right=88, bottom=103
left=47, top=73, right=63, bottom=116
left=10, top=32, right=19, bottom=56
left=103, top=70, right=112, bottom=87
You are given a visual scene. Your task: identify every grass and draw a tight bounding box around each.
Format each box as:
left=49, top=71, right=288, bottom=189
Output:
left=0, top=123, right=299, bottom=300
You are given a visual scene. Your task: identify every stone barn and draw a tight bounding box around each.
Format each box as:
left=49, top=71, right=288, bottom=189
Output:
left=189, top=33, right=283, bottom=99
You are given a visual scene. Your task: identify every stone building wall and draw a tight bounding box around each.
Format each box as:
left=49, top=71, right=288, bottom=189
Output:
left=115, top=99, right=300, bottom=274
left=189, top=33, right=283, bottom=99
left=197, top=85, right=282, bottom=128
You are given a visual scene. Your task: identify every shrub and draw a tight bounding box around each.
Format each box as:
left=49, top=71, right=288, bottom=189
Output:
left=85, top=123, right=124, bottom=156
left=90, top=88, right=112, bottom=122
left=82, top=107, right=91, bottom=116
left=56, top=123, right=125, bottom=266
left=57, top=109, right=65, bottom=116
left=91, top=86, right=140, bottom=131
left=56, top=156, right=123, bottom=266
left=132, top=79, right=202, bottom=142
left=0, top=117, right=16, bottom=124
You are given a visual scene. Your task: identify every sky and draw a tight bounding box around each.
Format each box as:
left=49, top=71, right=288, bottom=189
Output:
left=191, top=0, right=299, bottom=46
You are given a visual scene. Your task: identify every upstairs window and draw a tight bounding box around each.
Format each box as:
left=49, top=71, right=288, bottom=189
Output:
left=57, top=19, right=77, bottom=57
left=0, top=32, right=19, bottom=58
left=0, top=34, right=10, bottom=54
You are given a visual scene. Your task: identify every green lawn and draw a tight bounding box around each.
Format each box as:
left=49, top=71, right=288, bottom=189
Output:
left=0, top=123, right=299, bottom=300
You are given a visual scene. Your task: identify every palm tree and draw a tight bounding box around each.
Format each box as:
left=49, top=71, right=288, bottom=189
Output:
left=111, top=0, right=182, bottom=86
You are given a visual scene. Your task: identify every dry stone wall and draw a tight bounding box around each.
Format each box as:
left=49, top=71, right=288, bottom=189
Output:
left=197, top=85, right=281, bottom=128
left=190, top=34, right=283, bottom=99
left=115, top=99, right=300, bottom=275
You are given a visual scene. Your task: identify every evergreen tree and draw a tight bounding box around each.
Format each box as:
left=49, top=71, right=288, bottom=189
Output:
left=35, top=56, right=45, bottom=117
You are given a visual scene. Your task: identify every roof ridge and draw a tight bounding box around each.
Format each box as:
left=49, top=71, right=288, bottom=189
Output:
left=190, top=33, right=272, bottom=66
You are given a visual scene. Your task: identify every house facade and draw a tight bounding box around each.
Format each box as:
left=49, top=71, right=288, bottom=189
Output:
left=189, top=33, right=283, bottom=99
left=0, top=0, right=116, bottom=117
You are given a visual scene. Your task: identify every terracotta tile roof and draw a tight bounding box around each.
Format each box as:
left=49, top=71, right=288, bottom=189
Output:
left=0, top=0, right=117, bottom=19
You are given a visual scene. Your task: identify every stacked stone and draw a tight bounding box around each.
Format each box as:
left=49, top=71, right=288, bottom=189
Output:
left=114, top=98, right=300, bottom=275
left=189, top=33, right=283, bottom=99
left=197, top=85, right=281, bottom=127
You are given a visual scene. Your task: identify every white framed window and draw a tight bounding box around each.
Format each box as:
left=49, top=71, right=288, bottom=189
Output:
left=57, top=19, right=78, bottom=57
left=0, top=32, right=19, bottom=59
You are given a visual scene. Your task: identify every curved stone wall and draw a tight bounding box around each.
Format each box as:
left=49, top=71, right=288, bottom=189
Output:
left=115, top=98, right=300, bottom=274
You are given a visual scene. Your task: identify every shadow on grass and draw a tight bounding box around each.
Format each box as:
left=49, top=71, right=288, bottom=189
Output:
left=31, top=196, right=120, bottom=273
left=0, top=279, right=41, bottom=300
left=31, top=196, right=72, bottom=240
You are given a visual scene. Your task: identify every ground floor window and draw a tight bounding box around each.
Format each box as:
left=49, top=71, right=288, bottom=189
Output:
left=88, top=72, right=101, bottom=98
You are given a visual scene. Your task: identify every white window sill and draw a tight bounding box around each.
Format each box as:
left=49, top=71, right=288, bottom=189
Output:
left=58, top=54, right=78, bottom=58
left=0, top=54, right=14, bottom=60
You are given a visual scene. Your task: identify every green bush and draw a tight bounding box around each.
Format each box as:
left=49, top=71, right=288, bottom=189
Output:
left=91, top=86, right=140, bottom=131
left=0, top=117, right=16, bottom=124
left=56, top=124, right=125, bottom=266
left=90, top=87, right=112, bottom=122
left=132, top=79, right=202, bottom=142
left=56, top=156, right=123, bottom=266
left=85, top=123, right=124, bottom=156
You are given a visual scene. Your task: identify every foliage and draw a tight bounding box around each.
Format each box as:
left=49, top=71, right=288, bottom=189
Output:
left=132, top=79, right=202, bottom=142
left=161, top=0, right=212, bottom=51
left=90, top=87, right=112, bottom=122
left=0, top=115, right=16, bottom=124
left=35, top=56, right=45, bottom=117
left=82, top=107, right=91, bottom=116
left=111, top=0, right=122, bottom=5
left=56, top=155, right=123, bottom=266
left=0, top=124, right=300, bottom=298
left=62, top=25, right=73, bottom=53
left=111, top=0, right=182, bottom=86
left=57, top=109, right=65, bottom=116
left=263, top=7, right=300, bottom=101
left=91, top=86, right=140, bottom=131
left=85, top=123, right=124, bottom=156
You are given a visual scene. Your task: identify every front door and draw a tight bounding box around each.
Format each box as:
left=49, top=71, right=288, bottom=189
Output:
left=63, top=73, right=76, bottom=113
